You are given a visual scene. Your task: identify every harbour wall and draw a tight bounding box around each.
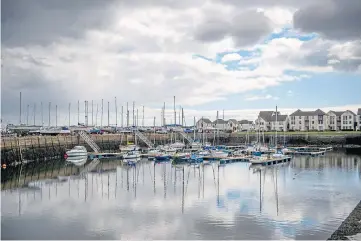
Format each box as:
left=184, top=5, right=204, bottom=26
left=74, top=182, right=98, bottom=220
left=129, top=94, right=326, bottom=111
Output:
left=1, top=133, right=361, bottom=167
left=2, top=132, right=361, bottom=149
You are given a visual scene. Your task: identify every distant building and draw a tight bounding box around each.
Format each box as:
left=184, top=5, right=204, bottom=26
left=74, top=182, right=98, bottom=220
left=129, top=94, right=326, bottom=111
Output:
left=255, top=111, right=289, bottom=131
left=212, top=119, right=228, bottom=130
left=237, top=120, right=253, bottom=131
left=340, top=110, right=357, bottom=130
left=227, top=119, right=238, bottom=132
left=196, top=118, right=213, bottom=130
left=289, top=109, right=327, bottom=131
left=326, top=111, right=343, bottom=131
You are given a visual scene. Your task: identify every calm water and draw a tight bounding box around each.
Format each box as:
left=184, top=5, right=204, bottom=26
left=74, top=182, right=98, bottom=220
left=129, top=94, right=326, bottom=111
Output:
left=2, top=151, right=361, bottom=240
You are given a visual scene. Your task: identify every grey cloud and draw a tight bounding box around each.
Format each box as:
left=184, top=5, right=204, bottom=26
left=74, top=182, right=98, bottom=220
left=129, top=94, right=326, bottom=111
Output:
left=231, top=11, right=273, bottom=47
left=293, top=0, right=361, bottom=41
left=193, top=10, right=272, bottom=47
left=194, top=18, right=232, bottom=42
left=215, top=0, right=322, bottom=9
left=299, top=39, right=361, bottom=72
left=1, top=0, right=118, bottom=47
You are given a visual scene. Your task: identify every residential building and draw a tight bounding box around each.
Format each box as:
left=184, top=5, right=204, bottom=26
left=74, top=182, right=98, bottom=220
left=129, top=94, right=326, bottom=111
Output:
left=326, top=111, right=343, bottom=131
left=254, top=111, right=275, bottom=131
left=254, top=111, right=288, bottom=131
left=237, top=120, right=254, bottom=131
left=196, top=118, right=213, bottom=130
left=358, top=108, right=361, bottom=131
left=289, top=109, right=327, bottom=131
left=340, top=110, right=356, bottom=130
left=213, top=119, right=228, bottom=130
left=227, top=119, right=238, bottom=132
left=270, top=114, right=289, bottom=132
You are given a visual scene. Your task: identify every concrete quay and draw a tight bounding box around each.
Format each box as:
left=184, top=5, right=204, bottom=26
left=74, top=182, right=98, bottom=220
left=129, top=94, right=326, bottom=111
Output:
left=328, top=201, right=361, bottom=240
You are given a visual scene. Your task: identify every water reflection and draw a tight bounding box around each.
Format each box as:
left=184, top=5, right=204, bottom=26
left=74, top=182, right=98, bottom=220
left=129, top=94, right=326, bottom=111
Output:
left=2, top=152, right=361, bottom=240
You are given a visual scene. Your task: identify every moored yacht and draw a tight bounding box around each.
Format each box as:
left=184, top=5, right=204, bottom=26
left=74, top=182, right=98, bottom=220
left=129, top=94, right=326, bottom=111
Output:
left=65, top=146, right=88, bottom=158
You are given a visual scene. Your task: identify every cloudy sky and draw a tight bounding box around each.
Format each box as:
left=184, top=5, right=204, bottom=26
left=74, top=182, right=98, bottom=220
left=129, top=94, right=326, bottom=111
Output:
left=1, top=0, right=361, bottom=126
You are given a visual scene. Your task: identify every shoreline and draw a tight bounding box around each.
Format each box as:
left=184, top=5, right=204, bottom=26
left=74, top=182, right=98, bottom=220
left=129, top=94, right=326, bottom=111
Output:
left=328, top=201, right=361, bottom=240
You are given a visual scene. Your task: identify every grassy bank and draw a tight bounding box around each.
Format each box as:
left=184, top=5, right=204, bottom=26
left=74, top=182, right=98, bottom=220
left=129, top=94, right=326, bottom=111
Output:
left=234, top=131, right=361, bottom=136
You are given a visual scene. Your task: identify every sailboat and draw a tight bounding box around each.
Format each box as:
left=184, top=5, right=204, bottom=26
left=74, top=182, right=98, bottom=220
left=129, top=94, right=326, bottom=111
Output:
left=123, top=132, right=141, bottom=163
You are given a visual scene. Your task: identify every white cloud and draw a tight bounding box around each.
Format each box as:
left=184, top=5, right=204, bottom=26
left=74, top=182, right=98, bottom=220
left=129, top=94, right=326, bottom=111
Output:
left=221, top=53, right=241, bottom=62
left=245, top=94, right=279, bottom=101
left=287, top=90, right=294, bottom=96
left=2, top=0, right=360, bottom=126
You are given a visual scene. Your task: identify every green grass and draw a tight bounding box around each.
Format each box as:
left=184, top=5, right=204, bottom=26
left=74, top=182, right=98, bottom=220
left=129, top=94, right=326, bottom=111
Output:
left=233, top=131, right=361, bottom=136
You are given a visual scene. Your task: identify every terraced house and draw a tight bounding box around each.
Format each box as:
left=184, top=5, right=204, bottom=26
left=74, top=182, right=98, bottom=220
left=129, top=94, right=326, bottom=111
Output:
left=196, top=118, right=213, bottom=130
left=255, top=111, right=289, bottom=131
left=237, top=120, right=254, bottom=131
left=289, top=109, right=327, bottom=131
left=340, top=110, right=357, bottom=130
left=326, top=111, right=343, bottom=131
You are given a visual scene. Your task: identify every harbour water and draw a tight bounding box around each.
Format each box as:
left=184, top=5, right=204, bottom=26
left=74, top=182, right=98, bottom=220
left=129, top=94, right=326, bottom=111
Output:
left=2, top=151, right=361, bottom=240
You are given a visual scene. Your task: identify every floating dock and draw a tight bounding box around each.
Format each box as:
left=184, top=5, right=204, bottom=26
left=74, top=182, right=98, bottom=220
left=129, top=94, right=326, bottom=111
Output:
left=249, top=156, right=292, bottom=166
left=88, top=152, right=123, bottom=160
left=219, top=156, right=250, bottom=164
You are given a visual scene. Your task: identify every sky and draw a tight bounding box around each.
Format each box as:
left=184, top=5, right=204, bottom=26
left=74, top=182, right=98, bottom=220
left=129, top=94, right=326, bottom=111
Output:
left=1, top=0, right=361, bottom=126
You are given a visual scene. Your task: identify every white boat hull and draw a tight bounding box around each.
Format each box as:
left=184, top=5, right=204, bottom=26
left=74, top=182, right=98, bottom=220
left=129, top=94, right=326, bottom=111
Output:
left=123, top=154, right=141, bottom=159
left=210, top=151, right=228, bottom=158
left=66, top=151, right=88, bottom=157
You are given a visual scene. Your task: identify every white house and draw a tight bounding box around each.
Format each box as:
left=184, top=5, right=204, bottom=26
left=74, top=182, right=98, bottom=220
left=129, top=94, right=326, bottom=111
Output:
left=196, top=118, right=213, bottom=130
left=227, top=119, right=238, bottom=132
left=340, top=110, right=356, bottom=130
left=357, top=108, right=361, bottom=131
left=270, top=114, right=289, bottom=132
left=237, top=120, right=253, bottom=131
left=213, top=119, right=228, bottom=130
left=289, top=109, right=327, bottom=131
left=326, top=111, right=343, bottom=131
left=255, top=111, right=288, bottom=131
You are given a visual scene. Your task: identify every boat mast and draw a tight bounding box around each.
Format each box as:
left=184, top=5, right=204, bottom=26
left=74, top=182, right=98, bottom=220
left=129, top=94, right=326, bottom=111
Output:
left=26, top=104, right=29, bottom=126
left=142, top=106, right=144, bottom=127
left=193, top=116, right=196, bottom=141
left=121, top=105, right=123, bottom=128
left=115, top=97, right=118, bottom=129
left=275, top=105, right=278, bottom=148
left=41, top=101, right=43, bottom=126
left=55, top=104, right=58, bottom=127
left=48, top=102, right=51, bottom=127
left=77, top=100, right=79, bottom=125
left=132, top=101, right=135, bottom=127
left=85, top=100, right=88, bottom=126
left=91, top=100, right=94, bottom=126
left=107, top=101, right=110, bottom=127
left=173, top=96, right=176, bottom=126
left=19, top=92, right=22, bottom=125
left=136, top=109, right=139, bottom=127
left=33, top=103, right=36, bottom=125
left=216, top=111, right=219, bottom=146
left=96, top=104, right=98, bottom=126
left=68, top=103, right=71, bottom=127
left=126, top=102, right=129, bottom=127
left=153, top=116, right=156, bottom=145
left=163, top=102, right=165, bottom=128
left=101, top=99, right=103, bottom=127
